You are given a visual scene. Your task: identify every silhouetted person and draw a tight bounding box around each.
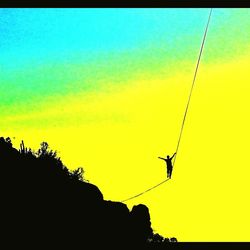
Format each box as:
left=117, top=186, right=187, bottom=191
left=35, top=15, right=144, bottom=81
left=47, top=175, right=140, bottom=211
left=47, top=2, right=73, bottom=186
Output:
left=158, top=152, right=176, bottom=179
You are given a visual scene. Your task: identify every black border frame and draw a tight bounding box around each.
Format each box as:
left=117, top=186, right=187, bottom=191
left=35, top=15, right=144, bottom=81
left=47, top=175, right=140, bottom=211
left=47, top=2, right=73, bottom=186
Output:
left=1, top=0, right=250, bottom=8
left=1, top=0, right=249, bottom=247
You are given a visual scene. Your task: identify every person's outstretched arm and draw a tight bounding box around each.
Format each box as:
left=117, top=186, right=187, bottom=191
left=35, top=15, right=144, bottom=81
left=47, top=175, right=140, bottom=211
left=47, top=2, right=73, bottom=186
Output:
left=158, top=157, right=166, bottom=161
left=170, top=152, right=176, bottom=160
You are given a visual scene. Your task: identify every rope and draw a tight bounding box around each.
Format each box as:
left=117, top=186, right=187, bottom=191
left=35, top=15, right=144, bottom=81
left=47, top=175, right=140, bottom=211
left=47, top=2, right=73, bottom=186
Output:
left=120, top=8, right=213, bottom=203
left=121, top=178, right=171, bottom=203
left=172, top=8, right=213, bottom=167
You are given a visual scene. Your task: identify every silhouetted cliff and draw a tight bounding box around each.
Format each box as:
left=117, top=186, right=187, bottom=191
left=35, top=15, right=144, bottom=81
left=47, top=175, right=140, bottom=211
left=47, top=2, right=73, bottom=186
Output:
left=1, top=136, right=176, bottom=249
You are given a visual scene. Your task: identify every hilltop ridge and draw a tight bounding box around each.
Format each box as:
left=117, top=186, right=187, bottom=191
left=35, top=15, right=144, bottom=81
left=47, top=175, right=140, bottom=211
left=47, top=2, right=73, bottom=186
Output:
left=0, top=136, right=176, bottom=249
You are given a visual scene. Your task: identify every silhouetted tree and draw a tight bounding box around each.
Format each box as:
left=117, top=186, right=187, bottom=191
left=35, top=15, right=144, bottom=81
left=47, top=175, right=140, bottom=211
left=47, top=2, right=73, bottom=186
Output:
left=5, top=137, right=12, bottom=147
left=70, top=167, right=84, bottom=181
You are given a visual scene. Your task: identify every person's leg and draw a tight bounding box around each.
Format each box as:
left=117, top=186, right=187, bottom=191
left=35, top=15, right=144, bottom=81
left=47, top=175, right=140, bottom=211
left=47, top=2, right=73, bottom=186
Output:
left=169, top=168, right=172, bottom=178
left=167, top=168, right=170, bottom=178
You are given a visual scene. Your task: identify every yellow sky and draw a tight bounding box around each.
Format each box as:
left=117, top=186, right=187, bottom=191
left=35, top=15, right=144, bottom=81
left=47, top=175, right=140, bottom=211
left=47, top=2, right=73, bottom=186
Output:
left=4, top=50, right=250, bottom=241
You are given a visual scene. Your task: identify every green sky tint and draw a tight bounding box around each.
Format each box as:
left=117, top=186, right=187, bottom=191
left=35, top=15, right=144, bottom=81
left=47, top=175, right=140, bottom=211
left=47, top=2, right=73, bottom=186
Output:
left=1, top=9, right=250, bottom=124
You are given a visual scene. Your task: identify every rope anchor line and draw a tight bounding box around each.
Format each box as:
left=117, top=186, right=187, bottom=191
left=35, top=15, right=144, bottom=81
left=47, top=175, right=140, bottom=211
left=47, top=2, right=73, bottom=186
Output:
left=120, top=8, right=213, bottom=203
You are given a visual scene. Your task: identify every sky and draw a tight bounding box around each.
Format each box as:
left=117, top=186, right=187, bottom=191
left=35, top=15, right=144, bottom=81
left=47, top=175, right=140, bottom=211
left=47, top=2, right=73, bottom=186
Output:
left=1, top=8, right=250, bottom=241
